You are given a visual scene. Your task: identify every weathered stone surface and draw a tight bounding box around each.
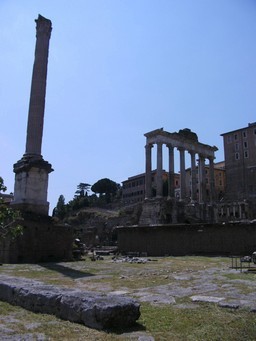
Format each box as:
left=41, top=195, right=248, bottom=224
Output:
left=0, top=275, right=140, bottom=330
left=190, top=295, right=225, bottom=303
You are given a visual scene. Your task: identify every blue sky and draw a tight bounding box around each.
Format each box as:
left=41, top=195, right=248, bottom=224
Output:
left=1, top=0, right=256, bottom=212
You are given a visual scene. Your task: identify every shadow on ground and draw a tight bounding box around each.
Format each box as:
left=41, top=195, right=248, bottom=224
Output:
left=38, top=262, right=95, bottom=279
left=106, top=322, right=146, bottom=335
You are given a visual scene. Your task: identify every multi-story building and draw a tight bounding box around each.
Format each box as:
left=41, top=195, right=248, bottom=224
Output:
left=221, top=122, right=256, bottom=202
left=122, top=170, right=180, bottom=205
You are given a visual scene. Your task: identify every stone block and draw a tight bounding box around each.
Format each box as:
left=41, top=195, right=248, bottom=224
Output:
left=0, top=275, right=140, bottom=330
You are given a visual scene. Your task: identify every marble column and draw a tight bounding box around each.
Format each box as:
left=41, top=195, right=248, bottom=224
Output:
left=189, top=151, right=197, bottom=201
left=145, top=144, right=153, bottom=199
left=209, top=157, right=215, bottom=203
left=12, top=15, right=53, bottom=216
left=156, top=142, right=163, bottom=197
left=198, top=154, right=206, bottom=203
left=25, top=15, right=52, bottom=157
left=179, top=147, right=186, bottom=200
left=167, top=144, right=175, bottom=198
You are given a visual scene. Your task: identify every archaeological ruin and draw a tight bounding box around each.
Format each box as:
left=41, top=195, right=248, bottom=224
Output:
left=117, top=127, right=256, bottom=256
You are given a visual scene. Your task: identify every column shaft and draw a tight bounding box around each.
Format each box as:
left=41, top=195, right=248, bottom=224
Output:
left=156, top=142, right=163, bottom=197
left=167, top=144, right=175, bottom=198
left=179, top=148, right=186, bottom=200
left=25, top=15, right=52, bottom=157
left=145, top=144, right=153, bottom=199
left=190, top=151, right=197, bottom=201
left=198, top=155, right=206, bottom=203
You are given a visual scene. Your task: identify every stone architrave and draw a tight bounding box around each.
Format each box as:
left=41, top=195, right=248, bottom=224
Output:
left=11, top=15, right=53, bottom=215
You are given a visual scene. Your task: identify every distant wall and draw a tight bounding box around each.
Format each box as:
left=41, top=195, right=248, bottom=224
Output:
left=117, top=223, right=256, bottom=256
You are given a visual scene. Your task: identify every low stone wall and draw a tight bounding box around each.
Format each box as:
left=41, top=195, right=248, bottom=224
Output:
left=0, top=214, right=73, bottom=263
left=117, top=222, right=256, bottom=256
left=0, top=275, right=140, bottom=330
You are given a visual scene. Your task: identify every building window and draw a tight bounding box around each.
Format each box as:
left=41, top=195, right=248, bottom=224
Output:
left=235, top=143, right=239, bottom=151
left=227, top=135, right=232, bottom=143
left=254, top=128, right=256, bottom=135
left=235, top=152, right=240, bottom=160
left=234, top=134, right=238, bottom=140
left=244, top=141, right=248, bottom=149
left=243, top=131, right=247, bottom=138
left=244, top=151, right=249, bottom=158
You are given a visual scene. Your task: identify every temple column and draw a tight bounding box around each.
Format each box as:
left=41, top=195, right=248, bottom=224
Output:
left=145, top=143, right=153, bottom=199
left=156, top=142, right=163, bottom=197
left=198, top=154, right=206, bottom=203
left=209, top=157, right=215, bottom=203
left=179, top=147, right=186, bottom=200
left=167, top=144, right=175, bottom=198
left=189, top=151, right=197, bottom=201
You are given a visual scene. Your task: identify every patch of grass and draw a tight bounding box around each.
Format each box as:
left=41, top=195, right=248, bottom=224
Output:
left=139, top=302, right=256, bottom=341
left=0, top=301, right=122, bottom=340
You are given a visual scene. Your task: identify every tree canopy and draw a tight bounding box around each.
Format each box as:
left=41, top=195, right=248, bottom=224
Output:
left=75, top=183, right=91, bottom=197
left=91, top=178, right=119, bottom=196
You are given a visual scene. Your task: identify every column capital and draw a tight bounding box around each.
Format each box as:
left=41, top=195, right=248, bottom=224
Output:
left=198, top=153, right=206, bottom=160
left=145, top=143, right=153, bottom=149
left=166, top=143, right=173, bottom=149
left=188, top=150, right=196, bottom=156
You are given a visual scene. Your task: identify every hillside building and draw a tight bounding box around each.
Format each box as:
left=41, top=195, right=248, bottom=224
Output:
left=221, top=123, right=256, bottom=202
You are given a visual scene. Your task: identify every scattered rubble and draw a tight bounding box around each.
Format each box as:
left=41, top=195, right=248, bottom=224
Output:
left=112, top=256, right=152, bottom=264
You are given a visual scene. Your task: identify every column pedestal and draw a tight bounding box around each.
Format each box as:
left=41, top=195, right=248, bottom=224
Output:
left=12, top=156, right=53, bottom=215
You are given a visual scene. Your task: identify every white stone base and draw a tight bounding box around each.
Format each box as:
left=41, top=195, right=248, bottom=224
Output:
left=12, top=158, right=53, bottom=215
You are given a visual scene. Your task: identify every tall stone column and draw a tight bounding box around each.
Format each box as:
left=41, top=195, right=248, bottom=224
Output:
left=209, top=157, right=215, bottom=203
left=11, top=15, right=53, bottom=216
left=156, top=142, right=163, bottom=197
left=198, top=154, right=206, bottom=203
left=25, top=15, right=52, bottom=157
left=167, top=144, right=175, bottom=198
left=145, top=144, right=153, bottom=199
left=178, top=147, right=186, bottom=200
left=189, top=151, right=197, bottom=201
